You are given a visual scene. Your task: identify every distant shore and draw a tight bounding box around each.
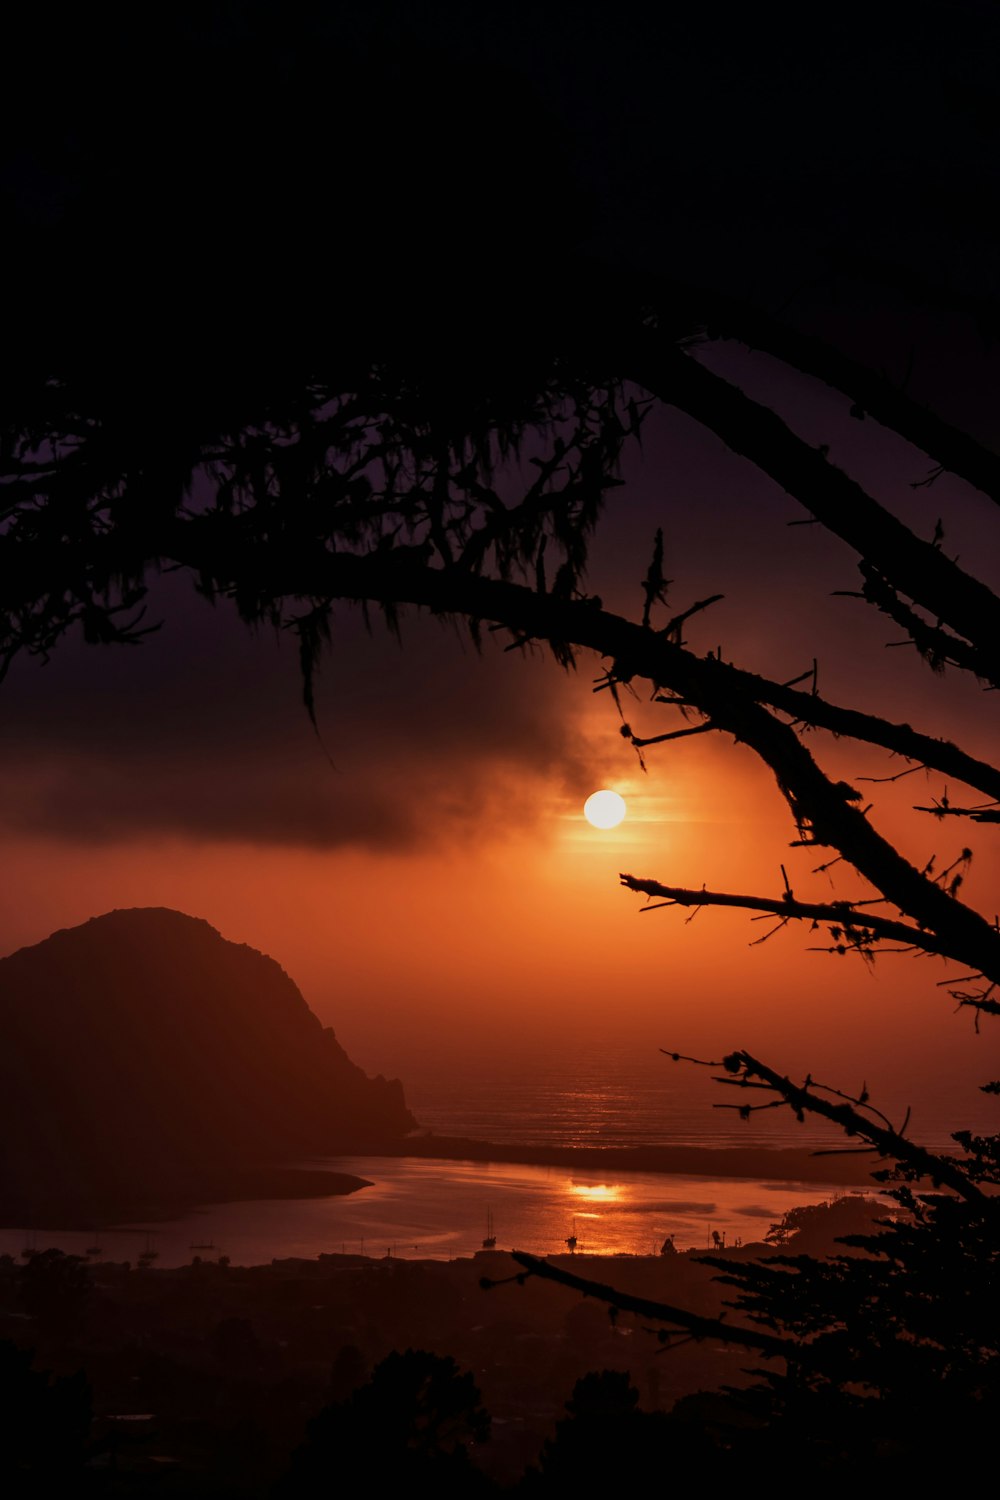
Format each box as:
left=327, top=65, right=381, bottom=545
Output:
left=0, top=1165, right=371, bottom=1233
left=385, top=1134, right=884, bottom=1187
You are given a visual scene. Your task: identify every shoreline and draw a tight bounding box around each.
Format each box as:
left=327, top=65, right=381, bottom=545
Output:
left=382, top=1134, right=885, bottom=1186
left=0, top=1165, right=371, bottom=1233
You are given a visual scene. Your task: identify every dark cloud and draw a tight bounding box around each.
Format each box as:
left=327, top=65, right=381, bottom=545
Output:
left=0, top=577, right=596, bottom=849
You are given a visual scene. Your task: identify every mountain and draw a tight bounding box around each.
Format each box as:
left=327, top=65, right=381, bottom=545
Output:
left=0, top=908, right=415, bottom=1219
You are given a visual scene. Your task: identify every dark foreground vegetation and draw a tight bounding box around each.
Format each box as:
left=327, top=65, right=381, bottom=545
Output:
left=0, top=1194, right=952, bottom=1496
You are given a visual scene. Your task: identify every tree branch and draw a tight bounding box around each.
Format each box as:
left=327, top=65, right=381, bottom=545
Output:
left=914, top=798, right=1000, bottom=823
left=651, top=664, right=1000, bottom=803
left=714, top=1050, right=990, bottom=1205
left=651, top=276, right=1000, bottom=504
left=620, top=876, right=955, bottom=960
left=629, top=338, right=1000, bottom=684
left=501, top=1251, right=800, bottom=1363
left=853, top=563, right=998, bottom=682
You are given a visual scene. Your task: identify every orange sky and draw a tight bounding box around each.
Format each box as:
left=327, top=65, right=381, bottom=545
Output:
left=1, top=352, right=998, bottom=1129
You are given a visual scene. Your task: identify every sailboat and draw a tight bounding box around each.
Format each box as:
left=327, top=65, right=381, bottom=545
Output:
left=137, top=1232, right=159, bottom=1266
left=482, top=1208, right=497, bottom=1249
left=565, top=1218, right=578, bottom=1253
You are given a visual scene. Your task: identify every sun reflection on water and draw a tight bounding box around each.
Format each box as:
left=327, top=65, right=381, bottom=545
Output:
left=568, top=1182, right=622, bottom=1204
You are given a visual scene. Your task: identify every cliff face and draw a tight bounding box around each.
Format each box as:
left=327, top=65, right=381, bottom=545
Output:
left=0, top=908, right=415, bottom=1204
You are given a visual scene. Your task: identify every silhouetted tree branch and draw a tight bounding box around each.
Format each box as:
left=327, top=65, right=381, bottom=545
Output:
left=649, top=666, right=1000, bottom=802
left=653, top=275, right=1000, bottom=504
left=620, top=875, right=960, bottom=964
left=488, top=1253, right=803, bottom=1364
left=849, top=562, right=999, bottom=681
left=690, top=1049, right=991, bottom=1201
left=629, top=337, right=1000, bottom=685
left=914, top=799, right=1000, bottom=823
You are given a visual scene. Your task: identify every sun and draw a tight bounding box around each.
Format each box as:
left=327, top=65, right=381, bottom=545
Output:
left=583, top=790, right=627, bottom=829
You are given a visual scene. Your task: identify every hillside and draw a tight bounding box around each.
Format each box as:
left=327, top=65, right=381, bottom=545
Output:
left=0, top=908, right=415, bottom=1221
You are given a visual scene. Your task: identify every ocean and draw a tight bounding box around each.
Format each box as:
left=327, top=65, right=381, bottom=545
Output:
left=395, top=1036, right=997, bottom=1151
left=2, top=1038, right=985, bottom=1266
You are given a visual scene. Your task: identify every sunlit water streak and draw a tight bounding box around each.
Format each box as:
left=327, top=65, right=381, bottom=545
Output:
left=0, top=1157, right=871, bottom=1267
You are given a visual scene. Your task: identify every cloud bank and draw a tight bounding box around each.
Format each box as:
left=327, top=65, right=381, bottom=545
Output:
left=0, top=579, right=603, bottom=850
